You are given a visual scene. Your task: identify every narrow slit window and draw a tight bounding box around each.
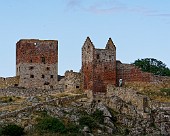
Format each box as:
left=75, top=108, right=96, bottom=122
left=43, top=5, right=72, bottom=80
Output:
left=97, top=54, right=100, bottom=59
left=41, top=57, right=46, bottom=64
left=29, top=66, right=34, bottom=70
left=46, top=67, right=50, bottom=70
left=30, top=75, right=34, bottom=78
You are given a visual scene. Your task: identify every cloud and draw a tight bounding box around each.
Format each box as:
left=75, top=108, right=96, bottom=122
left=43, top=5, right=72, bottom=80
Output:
left=64, top=0, right=170, bottom=18
left=65, top=0, right=82, bottom=11
left=149, top=13, right=170, bottom=17
left=87, top=6, right=126, bottom=14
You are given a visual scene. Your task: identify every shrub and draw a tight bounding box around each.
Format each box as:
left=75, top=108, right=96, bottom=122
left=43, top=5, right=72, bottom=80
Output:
left=66, top=123, right=80, bottom=134
left=0, top=127, right=2, bottom=136
left=36, top=116, right=66, bottom=133
left=79, top=115, right=96, bottom=129
left=92, top=109, right=104, bottom=124
left=160, top=88, right=170, bottom=96
left=1, top=124, right=24, bottom=136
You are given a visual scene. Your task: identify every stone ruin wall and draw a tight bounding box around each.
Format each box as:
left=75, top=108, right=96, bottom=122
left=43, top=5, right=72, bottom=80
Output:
left=58, top=70, right=81, bottom=92
left=82, top=37, right=117, bottom=93
left=92, top=48, right=116, bottom=93
left=0, top=76, right=19, bottom=89
left=16, top=39, right=58, bottom=89
left=107, top=85, right=149, bottom=114
left=116, top=61, right=170, bottom=85
left=82, top=37, right=94, bottom=91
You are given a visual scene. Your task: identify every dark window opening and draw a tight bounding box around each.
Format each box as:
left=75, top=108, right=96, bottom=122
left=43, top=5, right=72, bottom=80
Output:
left=30, top=75, right=34, bottom=78
left=46, top=67, right=50, bottom=70
left=49, top=43, right=53, bottom=48
left=29, top=66, right=34, bottom=70
left=105, top=66, right=107, bottom=70
left=14, top=84, right=18, bottom=87
left=97, top=54, right=100, bottom=59
left=50, top=75, right=53, bottom=78
left=87, top=67, right=88, bottom=70
left=44, top=82, right=50, bottom=85
left=42, top=75, right=45, bottom=78
left=30, top=59, right=32, bottom=63
left=65, top=85, right=67, bottom=89
left=41, top=57, right=46, bottom=64
left=50, top=85, right=53, bottom=89
left=76, top=86, right=79, bottom=89
left=98, top=100, right=101, bottom=103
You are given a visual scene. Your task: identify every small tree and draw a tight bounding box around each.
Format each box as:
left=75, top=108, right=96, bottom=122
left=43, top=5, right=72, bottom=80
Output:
left=133, top=58, right=170, bottom=76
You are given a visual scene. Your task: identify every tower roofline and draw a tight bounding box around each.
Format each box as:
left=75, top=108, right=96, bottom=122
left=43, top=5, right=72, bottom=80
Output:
left=105, top=37, right=116, bottom=50
left=82, top=36, right=95, bottom=48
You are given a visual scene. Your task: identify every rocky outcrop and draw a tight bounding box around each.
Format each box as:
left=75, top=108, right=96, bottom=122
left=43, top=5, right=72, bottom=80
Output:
left=105, top=86, right=170, bottom=135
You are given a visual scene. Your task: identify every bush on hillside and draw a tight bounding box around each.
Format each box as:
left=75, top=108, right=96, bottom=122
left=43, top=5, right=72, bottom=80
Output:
left=36, top=116, right=66, bottom=133
left=1, top=124, right=24, bottom=136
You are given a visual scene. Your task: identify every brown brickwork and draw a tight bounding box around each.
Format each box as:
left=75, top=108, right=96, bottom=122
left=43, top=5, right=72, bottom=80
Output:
left=16, top=39, right=58, bottom=65
left=82, top=37, right=116, bottom=93
left=116, top=61, right=152, bottom=85
left=116, top=61, right=170, bottom=85
left=16, top=39, right=58, bottom=89
left=82, top=37, right=170, bottom=93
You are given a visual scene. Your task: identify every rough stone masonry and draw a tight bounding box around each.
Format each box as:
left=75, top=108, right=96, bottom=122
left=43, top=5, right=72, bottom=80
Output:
left=16, top=39, right=58, bottom=89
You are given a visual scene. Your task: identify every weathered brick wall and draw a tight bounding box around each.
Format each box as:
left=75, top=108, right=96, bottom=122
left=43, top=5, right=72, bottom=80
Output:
left=16, top=39, right=58, bottom=89
left=116, top=61, right=153, bottom=85
left=93, top=48, right=116, bottom=92
left=116, top=61, right=170, bottom=84
left=0, top=76, right=19, bottom=89
left=16, top=39, right=58, bottom=65
left=82, top=37, right=116, bottom=93
left=82, top=37, right=95, bottom=91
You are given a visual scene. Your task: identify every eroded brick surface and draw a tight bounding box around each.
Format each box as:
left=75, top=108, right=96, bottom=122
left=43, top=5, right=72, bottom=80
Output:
left=82, top=37, right=170, bottom=93
left=16, top=39, right=58, bottom=89
left=82, top=37, right=116, bottom=93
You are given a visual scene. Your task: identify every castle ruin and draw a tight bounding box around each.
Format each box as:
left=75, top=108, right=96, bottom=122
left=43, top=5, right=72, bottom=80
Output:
left=0, top=37, right=169, bottom=92
left=82, top=37, right=116, bottom=93
left=81, top=37, right=170, bottom=93
left=16, top=39, right=58, bottom=89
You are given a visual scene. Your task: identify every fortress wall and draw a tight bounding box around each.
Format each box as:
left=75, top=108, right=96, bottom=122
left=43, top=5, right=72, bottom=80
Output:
left=64, top=70, right=81, bottom=92
left=116, top=61, right=170, bottom=85
left=0, top=76, right=19, bottom=89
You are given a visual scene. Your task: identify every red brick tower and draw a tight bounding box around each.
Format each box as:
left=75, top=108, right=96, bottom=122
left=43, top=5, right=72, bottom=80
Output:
left=82, top=37, right=116, bottom=93
left=16, top=39, right=58, bottom=89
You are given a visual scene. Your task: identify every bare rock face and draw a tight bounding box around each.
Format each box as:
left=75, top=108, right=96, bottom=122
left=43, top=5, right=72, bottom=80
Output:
left=0, top=85, right=170, bottom=135
left=105, top=87, right=170, bottom=136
